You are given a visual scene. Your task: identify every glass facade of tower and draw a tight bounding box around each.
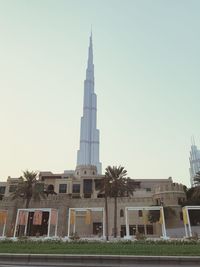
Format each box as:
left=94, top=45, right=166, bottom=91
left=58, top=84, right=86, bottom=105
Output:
left=189, top=144, right=200, bottom=187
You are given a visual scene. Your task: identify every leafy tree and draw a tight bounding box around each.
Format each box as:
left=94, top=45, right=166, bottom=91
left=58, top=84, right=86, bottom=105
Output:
left=148, top=206, right=176, bottom=223
left=11, top=170, right=46, bottom=208
left=187, top=209, right=200, bottom=225
left=180, top=183, right=200, bottom=225
left=183, top=186, right=200, bottom=206
left=148, top=209, right=160, bottom=223
left=104, top=166, right=137, bottom=238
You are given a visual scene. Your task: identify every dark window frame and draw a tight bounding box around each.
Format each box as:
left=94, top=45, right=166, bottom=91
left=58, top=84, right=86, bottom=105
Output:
left=59, top=184, right=67, bottom=193
left=0, top=186, right=6, bottom=195
left=9, top=185, right=17, bottom=193
left=120, top=209, right=124, bottom=217
left=72, top=184, right=80, bottom=193
left=138, top=210, right=143, bottom=217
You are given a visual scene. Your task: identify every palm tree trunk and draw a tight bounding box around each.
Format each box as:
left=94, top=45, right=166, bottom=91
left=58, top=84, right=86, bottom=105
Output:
left=114, top=197, right=117, bottom=238
left=105, top=195, right=109, bottom=241
left=25, top=197, right=31, bottom=208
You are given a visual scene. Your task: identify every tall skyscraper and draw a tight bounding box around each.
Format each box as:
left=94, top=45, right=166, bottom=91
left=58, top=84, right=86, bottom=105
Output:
left=189, top=137, right=200, bottom=186
left=76, top=33, right=102, bottom=174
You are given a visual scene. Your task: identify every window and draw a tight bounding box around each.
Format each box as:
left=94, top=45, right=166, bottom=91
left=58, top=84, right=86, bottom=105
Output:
left=0, top=186, right=5, bottom=200
left=26, top=211, right=49, bottom=237
left=47, top=184, right=54, bottom=193
left=146, top=225, right=153, bottom=235
left=84, top=171, right=87, bottom=174
left=120, top=209, right=124, bottom=217
left=128, top=180, right=141, bottom=189
left=138, top=210, right=143, bottom=217
left=9, top=185, right=17, bottom=193
left=180, top=211, right=183, bottom=221
left=0, top=186, right=6, bottom=195
left=156, top=199, right=161, bottom=205
left=178, top=197, right=185, bottom=205
left=83, top=179, right=92, bottom=194
left=93, top=222, right=102, bottom=235
left=146, top=188, right=151, bottom=192
left=59, top=184, right=67, bottom=193
left=95, top=179, right=103, bottom=190
left=138, top=225, right=145, bottom=234
left=129, top=225, right=136, bottom=235
left=120, top=225, right=126, bottom=237
left=72, top=184, right=80, bottom=193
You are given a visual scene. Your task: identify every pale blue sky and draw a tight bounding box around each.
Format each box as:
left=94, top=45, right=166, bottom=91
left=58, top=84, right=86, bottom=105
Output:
left=0, top=0, right=199, bottom=186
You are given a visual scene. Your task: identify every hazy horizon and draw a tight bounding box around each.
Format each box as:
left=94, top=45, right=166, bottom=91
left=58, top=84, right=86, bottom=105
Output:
left=0, top=0, right=200, bottom=187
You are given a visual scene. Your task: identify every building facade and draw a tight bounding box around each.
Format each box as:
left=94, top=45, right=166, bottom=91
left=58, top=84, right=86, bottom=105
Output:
left=0, top=167, right=186, bottom=238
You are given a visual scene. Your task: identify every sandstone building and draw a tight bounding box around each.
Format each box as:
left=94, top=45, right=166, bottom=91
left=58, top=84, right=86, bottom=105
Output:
left=0, top=166, right=186, bottom=238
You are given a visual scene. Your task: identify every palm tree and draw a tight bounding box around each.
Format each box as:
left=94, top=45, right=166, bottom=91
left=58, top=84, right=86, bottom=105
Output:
left=105, top=166, right=136, bottom=238
left=12, top=170, right=46, bottom=208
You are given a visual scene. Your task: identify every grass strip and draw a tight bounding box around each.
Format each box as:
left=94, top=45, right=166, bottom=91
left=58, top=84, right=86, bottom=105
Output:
left=0, top=241, right=200, bottom=256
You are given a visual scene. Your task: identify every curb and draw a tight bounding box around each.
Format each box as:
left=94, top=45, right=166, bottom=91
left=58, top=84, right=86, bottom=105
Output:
left=0, top=254, right=200, bottom=266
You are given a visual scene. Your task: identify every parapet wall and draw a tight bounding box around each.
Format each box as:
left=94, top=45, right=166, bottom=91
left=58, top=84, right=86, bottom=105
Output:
left=153, top=182, right=186, bottom=206
left=154, top=182, right=185, bottom=194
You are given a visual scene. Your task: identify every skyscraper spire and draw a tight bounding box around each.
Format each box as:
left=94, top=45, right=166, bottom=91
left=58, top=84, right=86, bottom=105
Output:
left=86, top=32, right=94, bottom=82
left=76, top=33, right=102, bottom=174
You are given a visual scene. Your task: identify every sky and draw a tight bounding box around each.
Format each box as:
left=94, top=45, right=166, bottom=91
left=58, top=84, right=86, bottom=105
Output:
left=0, top=0, right=199, bottom=186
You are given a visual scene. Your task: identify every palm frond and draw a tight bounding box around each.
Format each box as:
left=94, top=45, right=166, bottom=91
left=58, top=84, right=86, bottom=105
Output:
left=104, top=165, right=136, bottom=198
left=11, top=170, right=46, bottom=207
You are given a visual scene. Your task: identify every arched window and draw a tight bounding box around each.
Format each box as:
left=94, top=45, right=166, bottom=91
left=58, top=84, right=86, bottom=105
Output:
left=138, top=210, right=143, bottom=217
left=47, top=184, right=54, bottom=192
left=46, top=184, right=56, bottom=195
left=120, top=209, right=124, bottom=217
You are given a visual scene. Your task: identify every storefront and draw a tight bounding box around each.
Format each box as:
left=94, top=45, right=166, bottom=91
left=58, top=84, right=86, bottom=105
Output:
left=13, top=208, right=58, bottom=238
left=0, top=210, right=7, bottom=237
left=124, top=206, right=167, bottom=239
left=67, top=207, right=105, bottom=238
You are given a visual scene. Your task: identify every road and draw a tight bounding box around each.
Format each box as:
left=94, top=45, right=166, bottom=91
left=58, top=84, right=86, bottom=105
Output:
left=0, top=264, right=198, bottom=267
left=0, top=254, right=199, bottom=267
